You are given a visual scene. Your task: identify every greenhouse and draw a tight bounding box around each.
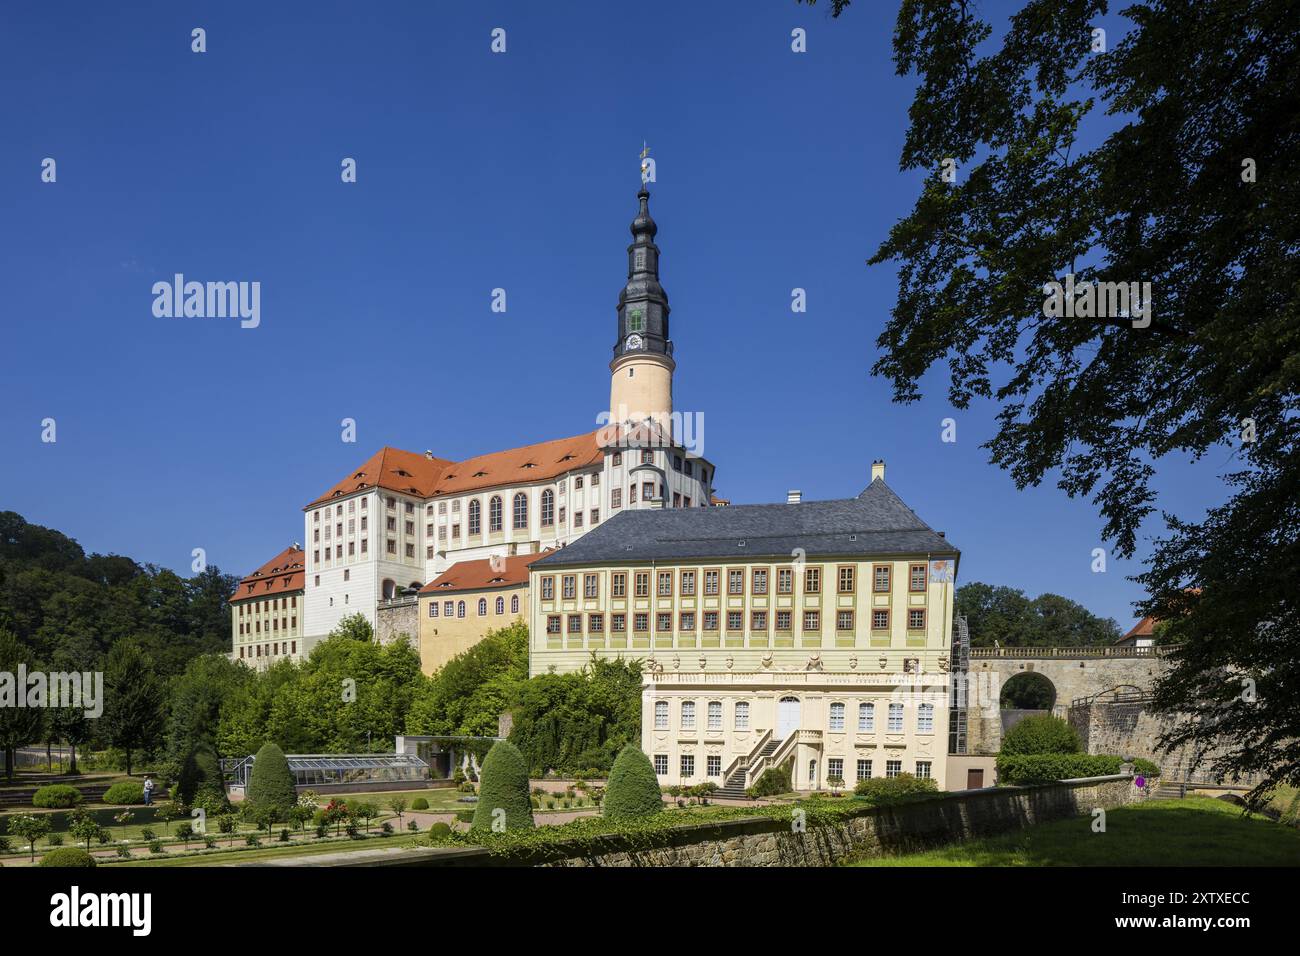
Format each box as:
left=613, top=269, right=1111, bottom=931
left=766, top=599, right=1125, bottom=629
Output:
left=221, top=753, right=430, bottom=790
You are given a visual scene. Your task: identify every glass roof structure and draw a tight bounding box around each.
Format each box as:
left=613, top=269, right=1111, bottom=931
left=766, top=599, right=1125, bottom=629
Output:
left=221, top=753, right=429, bottom=788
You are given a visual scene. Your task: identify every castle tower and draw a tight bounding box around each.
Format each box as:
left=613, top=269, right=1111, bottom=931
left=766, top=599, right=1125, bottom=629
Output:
left=609, top=185, right=675, bottom=437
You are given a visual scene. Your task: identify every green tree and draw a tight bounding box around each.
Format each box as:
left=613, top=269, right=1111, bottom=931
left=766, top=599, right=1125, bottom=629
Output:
left=0, top=628, right=45, bottom=781
left=8, top=813, right=51, bottom=862
left=1001, top=715, right=1082, bottom=756
left=852, top=0, right=1299, bottom=799
left=406, top=621, right=527, bottom=738
left=602, top=744, right=662, bottom=821
left=101, top=639, right=164, bottom=775
left=67, top=807, right=103, bottom=850
left=247, top=742, right=296, bottom=825
left=471, top=740, right=534, bottom=832
left=956, top=583, right=1119, bottom=647
left=329, top=612, right=374, bottom=642
left=52, top=704, right=91, bottom=775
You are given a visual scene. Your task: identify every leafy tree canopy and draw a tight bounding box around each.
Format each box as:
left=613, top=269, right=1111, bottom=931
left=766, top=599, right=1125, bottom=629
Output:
left=956, top=581, right=1120, bottom=646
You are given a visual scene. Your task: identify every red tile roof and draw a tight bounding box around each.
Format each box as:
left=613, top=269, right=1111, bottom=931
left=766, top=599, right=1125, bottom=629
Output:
left=307, top=431, right=604, bottom=508
left=1117, top=615, right=1156, bottom=643
left=418, top=553, right=549, bottom=596
left=231, top=545, right=305, bottom=604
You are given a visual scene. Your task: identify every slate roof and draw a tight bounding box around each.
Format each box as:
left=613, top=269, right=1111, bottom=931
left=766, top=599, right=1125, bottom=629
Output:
left=532, top=478, right=958, bottom=568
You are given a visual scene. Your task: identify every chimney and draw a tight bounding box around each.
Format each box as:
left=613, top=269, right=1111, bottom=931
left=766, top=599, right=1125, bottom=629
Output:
left=424, top=450, right=435, bottom=459
left=786, top=490, right=802, bottom=504
left=293, top=541, right=301, bottom=550
left=871, top=459, right=886, bottom=482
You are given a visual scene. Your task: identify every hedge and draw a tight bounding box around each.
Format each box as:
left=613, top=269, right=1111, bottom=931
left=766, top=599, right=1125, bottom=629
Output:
left=32, top=785, right=83, bottom=809
left=602, top=744, right=662, bottom=821
left=853, top=773, right=939, bottom=803
left=471, top=740, right=534, bottom=832
left=997, top=753, right=1161, bottom=784
left=102, top=782, right=145, bottom=805
left=1000, top=715, right=1081, bottom=755
left=746, top=766, right=792, bottom=798
left=39, top=847, right=98, bottom=868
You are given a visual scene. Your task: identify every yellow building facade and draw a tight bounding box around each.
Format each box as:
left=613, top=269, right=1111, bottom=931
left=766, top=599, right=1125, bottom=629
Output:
left=416, top=553, right=539, bottom=675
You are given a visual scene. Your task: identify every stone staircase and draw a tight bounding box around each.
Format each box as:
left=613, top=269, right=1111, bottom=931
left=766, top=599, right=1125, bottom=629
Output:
left=716, top=739, right=780, bottom=800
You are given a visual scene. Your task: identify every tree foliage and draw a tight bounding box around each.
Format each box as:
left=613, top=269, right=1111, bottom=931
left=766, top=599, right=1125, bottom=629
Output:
left=956, top=582, right=1120, bottom=646
left=861, top=0, right=1300, bottom=798
left=1001, top=715, right=1082, bottom=756
left=471, top=740, right=534, bottom=832
left=602, top=744, right=662, bottom=821
left=247, top=742, right=296, bottom=821
left=405, top=621, right=528, bottom=738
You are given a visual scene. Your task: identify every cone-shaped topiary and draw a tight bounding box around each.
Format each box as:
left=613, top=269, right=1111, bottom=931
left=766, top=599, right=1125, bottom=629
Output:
left=470, top=740, right=534, bottom=833
left=247, top=742, right=296, bottom=821
left=603, top=743, right=662, bottom=821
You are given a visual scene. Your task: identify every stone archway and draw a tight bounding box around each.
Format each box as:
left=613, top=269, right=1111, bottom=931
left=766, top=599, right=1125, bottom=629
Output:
left=1000, top=671, right=1057, bottom=711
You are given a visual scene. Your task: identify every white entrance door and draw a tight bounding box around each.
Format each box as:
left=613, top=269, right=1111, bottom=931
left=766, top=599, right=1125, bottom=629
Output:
left=777, top=696, right=801, bottom=740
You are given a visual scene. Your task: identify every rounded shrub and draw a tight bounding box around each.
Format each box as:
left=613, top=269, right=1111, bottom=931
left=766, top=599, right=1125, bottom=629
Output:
left=102, top=782, right=145, bottom=805
left=746, top=765, right=792, bottom=799
left=1000, top=715, right=1081, bottom=756
left=32, top=784, right=83, bottom=809
left=411, top=797, right=429, bottom=811
left=247, top=742, right=296, bottom=820
left=602, top=744, right=662, bottom=821
left=39, top=847, right=97, bottom=868
left=470, top=740, right=534, bottom=832
left=428, top=821, right=452, bottom=841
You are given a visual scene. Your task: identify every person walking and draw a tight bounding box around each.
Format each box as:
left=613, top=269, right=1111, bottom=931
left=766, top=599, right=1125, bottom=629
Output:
left=142, top=774, right=155, bottom=806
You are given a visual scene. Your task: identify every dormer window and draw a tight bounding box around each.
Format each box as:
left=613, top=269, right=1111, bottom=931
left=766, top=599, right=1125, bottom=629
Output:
left=473, top=470, right=487, bottom=478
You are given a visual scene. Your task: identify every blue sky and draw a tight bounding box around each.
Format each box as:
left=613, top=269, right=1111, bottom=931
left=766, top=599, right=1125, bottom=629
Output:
left=0, top=1, right=1228, bottom=629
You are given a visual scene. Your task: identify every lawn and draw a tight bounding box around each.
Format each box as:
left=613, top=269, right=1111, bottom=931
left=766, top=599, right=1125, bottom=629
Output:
left=850, top=797, right=1300, bottom=866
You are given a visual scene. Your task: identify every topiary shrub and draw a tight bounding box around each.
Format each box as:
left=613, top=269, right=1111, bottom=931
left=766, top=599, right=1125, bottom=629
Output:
left=39, top=847, right=97, bottom=868
left=746, top=765, right=792, bottom=799
left=411, top=797, right=429, bottom=810
left=428, top=821, right=452, bottom=841
left=102, top=782, right=145, bottom=805
left=1000, top=715, right=1081, bottom=756
left=471, top=740, right=534, bottom=832
left=997, top=753, right=1126, bottom=783
left=32, top=784, right=83, bottom=809
left=247, top=742, right=296, bottom=823
left=854, top=773, right=939, bottom=804
left=602, top=744, right=662, bottom=821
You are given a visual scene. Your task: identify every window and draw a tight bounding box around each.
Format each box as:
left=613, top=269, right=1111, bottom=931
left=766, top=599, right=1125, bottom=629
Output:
left=657, top=612, right=672, bottom=632
left=654, top=754, right=668, bottom=775
left=657, top=571, right=673, bottom=596
left=679, top=611, right=695, bottom=631
left=613, top=452, right=622, bottom=466
left=680, top=701, right=696, bottom=730
left=574, top=510, right=584, bottom=528
left=728, top=569, right=744, bottom=594
left=777, top=567, right=793, bottom=594
left=915, top=761, right=932, bottom=780
left=404, top=521, right=414, bottom=536
left=858, top=702, right=875, bottom=732
left=468, top=499, right=481, bottom=535
left=546, top=615, right=561, bottom=634
left=888, top=703, right=904, bottom=732
left=591, top=473, right=600, bottom=486
left=829, top=702, right=845, bottom=732
left=451, top=524, right=459, bottom=539
left=735, top=701, right=750, bottom=730
left=611, top=613, right=626, bottom=632
left=828, top=758, right=844, bottom=780
left=918, top=702, right=934, bottom=733
left=634, top=612, right=649, bottom=632
left=707, top=701, right=722, bottom=731
left=511, top=594, right=519, bottom=614
left=838, top=565, right=855, bottom=593
left=804, top=567, right=821, bottom=593
left=541, top=576, right=554, bottom=600
left=704, top=569, right=720, bottom=595
left=703, top=611, right=719, bottom=630
left=588, top=613, right=604, bottom=632
left=428, top=602, right=439, bottom=618
left=872, top=609, right=889, bottom=630
left=856, top=759, right=872, bottom=781
left=680, top=570, right=696, bottom=595
left=457, top=601, right=466, bottom=618
left=886, top=760, right=902, bottom=779
left=513, top=493, right=528, bottom=529
left=574, top=475, right=584, bottom=490
left=873, top=564, right=891, bottom=592
left=641, top=450, right=653, bottom=465
left=495, top=596, right=505, bottom=614
left=612, top=572, right=626, bottom=597
left=776, top=610, right=792, bottom=631
left=567, top=614, right=582, bottom=634
left=478, top=598, right=487, bottom=616
left=629, top=484, right=638, bottom=504
left=541, top=489, right=555, bottom=526
left=751, top=610, right=767, bottom=630
left=910, top=563, right=927, bottom=592
left=837, top=610, right=854, bottom=631
left=707, top=755, right=721, bottom=777
left=562, top=575, right=576, bottom=599
left=584, top=574, right=599, bottom=599
left=727, top=611, right=743, bottom=631
left=908, top=608, right=926, bottom=630
left=803, top=610, right=820, bottom=631
left=752, top=568, right=768, bottom=595
left=438, top=502, right=447, bottom=515
left=654, top=700, right=669, bottom=730
left=612, top=488, right=622, bottom=509
left=680, top=755, right=695, bottom=778
left=444, top=601, right=454, bottom=616
left=635, top=572, right=650, bottom=597
left=489, top=496, right=503, bottom=532
left=642, top=481, right=654, bottom=499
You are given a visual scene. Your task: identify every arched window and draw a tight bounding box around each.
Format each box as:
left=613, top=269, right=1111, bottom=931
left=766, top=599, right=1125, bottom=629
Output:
left=654, top=700, right=669, bottom=730
left=829, top=702, right=845, bottom=732
left=468, top=500, right=481, bottom=535
left=478, top=598, right=487, bottom=616
left=513, top=492, right=528, bottom=529
left=541, top=489, right=555, bottom=526
left=495, top=596, right=505, bottom=615
left=382, top=579, right=396, bottom=600
left=707, top=701, right=722, bottom=731
left=680, top=700, right=696, bottom=730
left=917, top=703, right=934, bottom=733
left=510, top=594, right=519, bottom=614
left=457, top=601, right=466, bottom=618
left=489, top=495, right=503, bottom=532
left=734, top=701, right=750, bottom=730
left=858, top=702, right=874, bottom=732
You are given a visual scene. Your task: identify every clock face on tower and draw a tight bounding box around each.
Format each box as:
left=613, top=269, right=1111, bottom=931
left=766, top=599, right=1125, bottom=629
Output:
left=625, top=333, right=644, bottom=351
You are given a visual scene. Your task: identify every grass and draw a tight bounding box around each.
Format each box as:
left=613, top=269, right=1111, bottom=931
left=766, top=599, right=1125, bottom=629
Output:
left=849, top=797, right=1300, bottom=867
left=106, top=831, right=428, bottom=866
